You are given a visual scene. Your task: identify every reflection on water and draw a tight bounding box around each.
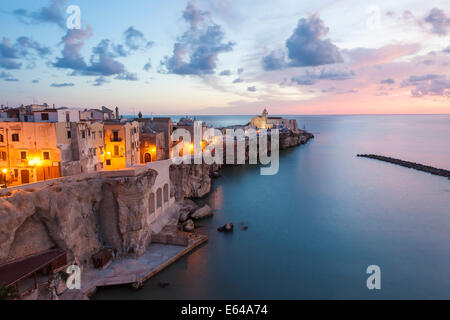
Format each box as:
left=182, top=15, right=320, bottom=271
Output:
left=95, top=115, right=450, bottom=299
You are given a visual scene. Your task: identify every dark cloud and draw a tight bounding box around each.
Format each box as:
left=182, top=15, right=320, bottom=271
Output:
left=380, top=78, right=395, bottom=84
left=219, top=69, right=231, bottom=76
left=247, top=86, right=256, bottom=92
left=0, top=36, right=51, bottom=70
left=443, top=46, right=450, bottom=54
left=4, top=77, right=19, bottom=82
left=160, top=2, right=235, bottom=76
left=424, top=8, right=450, bottom=36
left=232, top=77, right=243, bottom=83
left=237, top=67, right=244, bottom=74
left=53, top=26, right=149, bottom=80
left=32, top=79, right=39, bottom=83
left=402, top=74, right=449, bottom=97
left=51, top=82, right=74, bottom=87
left=262, top=14, right=342, bottom=70
left=13, top=0, right=66, bottom=28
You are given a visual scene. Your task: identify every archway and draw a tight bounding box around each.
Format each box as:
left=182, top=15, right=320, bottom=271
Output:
left=144, top=153, right=152, bottom=163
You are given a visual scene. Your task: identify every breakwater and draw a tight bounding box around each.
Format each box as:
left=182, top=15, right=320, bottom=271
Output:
left=357, top=154, right=450, bottom=179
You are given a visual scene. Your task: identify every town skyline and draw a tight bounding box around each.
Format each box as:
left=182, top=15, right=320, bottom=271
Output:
left=0, top=0, right=449, bottom=115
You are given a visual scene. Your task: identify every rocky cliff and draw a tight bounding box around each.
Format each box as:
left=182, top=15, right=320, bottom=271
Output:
left=170, top=162, right=221, bottom=200
left=0, top=169, right=158, bottom=266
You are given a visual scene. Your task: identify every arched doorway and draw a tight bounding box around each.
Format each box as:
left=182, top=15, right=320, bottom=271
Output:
left=21, top=170, right=30, bottom=184
left=144, top=153, right=152, bottom=163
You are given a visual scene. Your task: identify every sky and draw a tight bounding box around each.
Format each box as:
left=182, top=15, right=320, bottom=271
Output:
left=0, top=0, right=449, bottom=115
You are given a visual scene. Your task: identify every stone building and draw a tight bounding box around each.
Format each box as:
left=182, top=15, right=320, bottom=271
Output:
left=103, top=120, right=140, bottom=170
left=139, top=125, right=165, bottom=163
left=134, top=117, right=173, bottom=159
left=57, top=121, right=105, bottom=175
left=250, top=108, right=269, bottom=129
left=0, top=122, right=62, bottom=186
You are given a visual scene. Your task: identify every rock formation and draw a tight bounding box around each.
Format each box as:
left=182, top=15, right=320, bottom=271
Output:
left=0, top=169, right=159, bottom=266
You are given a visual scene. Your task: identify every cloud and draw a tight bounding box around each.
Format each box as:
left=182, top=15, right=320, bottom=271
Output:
left=124, top=26, right=154, bottom=51
left=51, top=82, right=74, bottom=87
left=380, top=78, right=395, bottom=84
left=262, top=14, right=342, bottom=70
left=93, top=76, right=109, bottom=87
left=232, top=77, right=243, bottom=83
left=53, top=26, right=92, bottom=71
left=424, top=8, right=450, bottom=36
left=143, top=59, right=152, bottom=71
left=247, top=86, right=257, bottom=92
left=160, top=2, right=235, bottom=76
left=237, top=67, right=244, bottom=74
left=343, top=44, right=421, bottom=67
left=262, top=50, right=287, bottom=71
left=4, top=78, right=19, bottom=82
left=219, top=69, right=231, bottom=76
left=13, top=0, right=66, bottom=28
left=0, top=36, right=51, bottom=70
left=443, top=46, right=450, bottom=54
left=53, top=26, right=149, bottom=80
left=402, top=74, right=449, bottom=97
left=291, top=67, right=354, bottom=85
left=32, top=79, right=39, bottom=83
left=115, top=72, right=138, bottom=81
left=0, top=71, right=13, bottom=79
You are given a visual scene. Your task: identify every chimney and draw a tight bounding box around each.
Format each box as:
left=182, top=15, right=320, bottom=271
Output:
left=53, top=103, right=56, bottom=109
left=115, top=106, right=119, bottom=119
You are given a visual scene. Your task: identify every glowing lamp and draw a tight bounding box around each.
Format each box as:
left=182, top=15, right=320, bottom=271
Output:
left=2, top=169, right=7, bottom=174
left=151, top=147, right=156, bottom=153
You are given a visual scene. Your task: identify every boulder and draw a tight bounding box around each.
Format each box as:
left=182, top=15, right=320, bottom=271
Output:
left=183, top=219, right=195, bottom=232
left=217, top=222, right=234, bottom=232
left=190, top=205, right=213, bottom=220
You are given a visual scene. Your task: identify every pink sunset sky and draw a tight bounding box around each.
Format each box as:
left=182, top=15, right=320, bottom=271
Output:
left=0, top=0, right=449, bottom=115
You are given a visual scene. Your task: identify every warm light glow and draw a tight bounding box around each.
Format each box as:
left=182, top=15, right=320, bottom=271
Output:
left=151, top=147, right=156, bottom=153
left=190, top=144, right=194, bottom=151
left=107, top=151, right=111, bottom=155
left=1, top=169, right=7, bottom=174
left=29, top=158, right=42, bottom=166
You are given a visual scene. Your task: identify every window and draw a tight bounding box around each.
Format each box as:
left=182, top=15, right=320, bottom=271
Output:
left=99, top=131, right=102, bottom=138
left=88, top=129, right=91, bottom=137
left=114, top=145, right=119, bottom=156
left=81, top=130, right=86, bottom=139
left=12, top=134, right=19, bottom=142
left=66, top=112, right=70, bottom=122
left=21, top=151, right=27, bottom=160
left=67, top=130, right=71, bottom=139
left=112, top=131, right=119, bottom=141
left=1, top=152, right=6, bottom=161
left=43, top=151, right=50, bottom=160
left=106, top=159, right=111, bottom=166
left=41, top=113, right=49, bottom=121
left=0, top=134, right=3, bottom=143
left=92, top=131, right=96, bottom=139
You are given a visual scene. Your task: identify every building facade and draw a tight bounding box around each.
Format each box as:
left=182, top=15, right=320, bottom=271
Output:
left=0, top=122, right=61, bottom=186
left=103, top=121, right=140, bottom=170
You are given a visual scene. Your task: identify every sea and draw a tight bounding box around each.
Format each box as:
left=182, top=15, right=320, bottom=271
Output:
left=95, top=114, right=450, bottom=299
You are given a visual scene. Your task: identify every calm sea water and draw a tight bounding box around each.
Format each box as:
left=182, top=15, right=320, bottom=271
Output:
left=95, top=115, right=450, bottom=299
